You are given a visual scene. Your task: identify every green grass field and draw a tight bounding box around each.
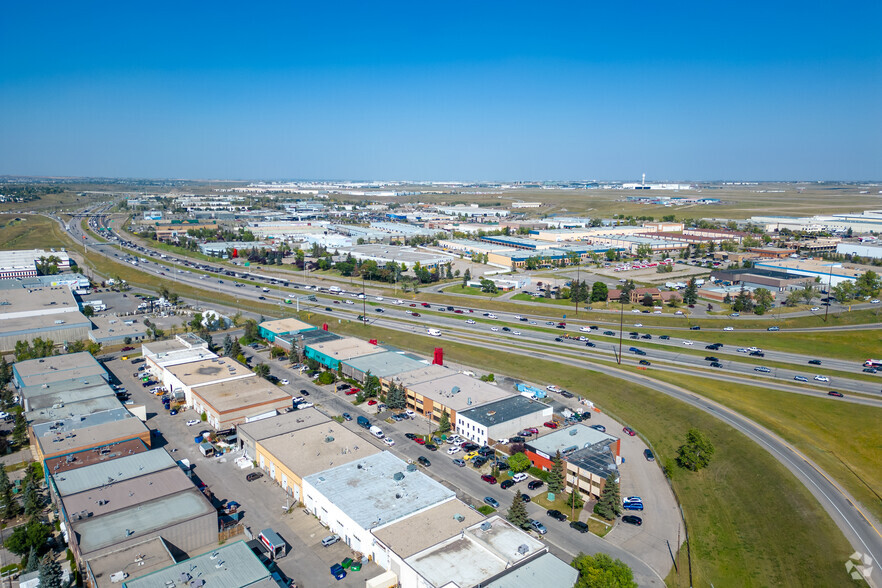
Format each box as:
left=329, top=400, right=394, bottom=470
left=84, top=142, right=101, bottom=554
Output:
left=303, top=319, right=855, bottom=587
left=442, top=284, right=504, bottom=297
left=0, top=214, right=70, bottom=250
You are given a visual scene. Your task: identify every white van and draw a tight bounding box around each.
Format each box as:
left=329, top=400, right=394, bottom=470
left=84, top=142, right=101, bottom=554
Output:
left=427, top=328, right=441, bottom=337
left=328, top=286, right=342, bottom=294
left=370, top=426, right=384, bottom=438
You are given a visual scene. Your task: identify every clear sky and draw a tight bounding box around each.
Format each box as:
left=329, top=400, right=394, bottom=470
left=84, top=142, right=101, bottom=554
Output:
left=1, top=1, right=880, bottom=181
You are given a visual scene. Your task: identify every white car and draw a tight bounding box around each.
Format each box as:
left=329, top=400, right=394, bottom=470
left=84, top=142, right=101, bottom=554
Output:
left=344, top=300, right=354, bottom=305
left=546, top=385, right=561, bottom=393
left=683, top=340, right=694, bottom=346
left=578, top=336, right=588, bottom=341
left=632, top=309, right=641, bottom=313
left=634, top=323, right=643, bottom=327
left=513, top=330, right=521, bottom=335
left=810, top=307, right=820, bottom=311
left=653, top=310, right=662, bottom=314
left=280, top=379, right=289, bottom=385
left=393, top=299, right=403, bottom=305
left=737, top=348, right=749, bottom=353
left=490, top=326, right=499, bottom=332
left=297, top=402, right=314, bottom=408
left=186, top=419, right=199, bottom=426
left=447, top=446, right=460, bottom=455
left=813, top=375, right=830, bottom=382
left=512, top=472, right=528, bottom=482
left=723, top=326, right=734, bottom=331
left=466, top=319, right=476, bottom=324
left=376, top=296, right=383, bottom=301
left=675, top=310, right=684, bottom=315
left=383, top=437, right=395, bottom=446
left=487, top=314, right=498, bottom=319
left=872, top=299, right=880, bottom=304
left=515, top=315, right=523, bottom=320
left=747, top=346, right=760, bottom=352
left=579, top=326, right=590, bottom=332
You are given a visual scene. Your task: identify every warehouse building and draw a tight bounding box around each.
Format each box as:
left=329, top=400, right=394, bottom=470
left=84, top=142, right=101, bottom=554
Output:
left=84, top=536, right=176, bottom=588
left=340, top=350, right=429, bottom=383
left=302, top=452, right=455, bottom=559
left=21, top=376, right=116, bottom=412
left=587, top=234, right=688, bottom=254
left=479, top=235, right=557, bottom=251
left=87, top=316, right=148, bottom=345
left=254, top=418, right=380, bottom=503
left=44, top=439, right=149, bottom=478
left=754, top=258, right=872, bottom=287
left=13, top=351, right=109, bottom=389
left=190, top=377, right=292, bottom=430
left=435, top=239, right=512, bottom=256
left=32, top=407, right=152, bottom=462
left=142, top=333, right=216, bottom=379
left=836, top=241, right=882, bottom=260
left=524, top=424, right=621, bottom=499
left=304, top=336, right=384, bottom=370
left=258, top=317, right=317, bottom=343
left=0, top=248, right=71, bottom=279
left=392, top=366, right=510, bottom=427
left=0, top=285, right=91, bottom=351
left=161, top=357, right=256, bottom=407
left=342, top=244, right=454, bottom=269
left=455, top=395, right=553, bottom=446
left=237, top=408, right=331, bottom=460
left=51, top=449, right=216, bottom=567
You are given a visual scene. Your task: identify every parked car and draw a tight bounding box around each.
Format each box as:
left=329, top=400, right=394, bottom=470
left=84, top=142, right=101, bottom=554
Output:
left=644, top=449, right=655, bottom=461
left=591, top=424, right=606, bottom=432
left=622, top=427, right=636, bottom=436
left=452, top=458, right=466, bottom=467
left=500, top=479, right=515, bottom=489
left=569, top=521, right=590, bottom=533
left=246, top=472, right=263, bottom=482
left=527, top=480, right=544, bottom=490
left=417, top=456, right=431, bottom=467
left=484, top=496, right=500, bottom=508
left=481, top=474, right=497, bottom=485
left=543, top=421, right=558, bottom=429
left=547, top=509, right=567, bottom=521
left=530, top=520, right=547, bottom=534
left=623, top=501, right=644, bottom=511
left=622, top=515, right=643, bottom=526
left=322, top=534, right=341, bottom=547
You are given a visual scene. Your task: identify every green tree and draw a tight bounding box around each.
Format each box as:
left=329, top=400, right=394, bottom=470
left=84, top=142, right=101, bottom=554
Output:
left=799, top=283, right=817, bottom=304
left=507, top=452, right=531, bottom=473
left=437, top=410, right=451, bottom=434
left=855, top=270, right=881, bottom=298
left=13, top=413, right=28, bottom=447
left=640, top=293, right=654, bottom=307
left=24, top=546, right=39, bottom=572
left=567, top=487, right=584, bottom=510
left=832, top=281, right=856, bottom=303
left=547, top=450, right=565, bottom=493
left=0, top=467, right=18, bottom=520
left=242, top=319, right=260, bottom=343
left=37, top=554, right=64, bottom=588
left=676, top=428, right=715, bottom=471
left=752, top=288, right=774, bottom=313
left=362, top=372, right=381, bottom=398
left=593, top=474, right=622, bottom=520
left=317, top=371, right=336, bottom=385
left=571, top=552, right=638, bottom=588
left=506, top=491, right=529, bottom=529
left=222, top=334, right=234, bottom=357
left=590, top=282, right=608, bottom=302
left=479, top=278, right=498, bottom=293
left=22, top=479, right=41, bottom=517
left=682, top=278, right=698, bottom=305
left=253, top=363, right=270, bottom=379
left=4, top=516, right=51, bottom=556
left=462, top=268, right=471, bottom=287
left=386, top=382, right=407, bottom=410
left=81, top=304, right=94, bottom=317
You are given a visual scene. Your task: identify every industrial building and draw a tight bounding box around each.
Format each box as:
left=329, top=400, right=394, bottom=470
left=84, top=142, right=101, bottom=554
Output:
left=0, top=248, right=71, bottom=279
left=340, top=350, right=429, bottom=383
left=31, top=406, right=152, bottom=462
left=20, top=375, right=116, bottom=412
left=435, top=239, right=512, bottom=256
left=87, top=316, right=148, bottom=345
left=753, top=258, right=873, bottom=287
left=0, top=285, right=91, bottom=351
left=392, top=366, right=510, bottom=426
left=836, top=241, right=882, bottom=260
left=301, top=452, right=455, bottom=560
left=237, top=408, right=331, bottom=461
left=455, top=395, right=553, bottom=446
left=257, top=317, right=317, bottom=343
left=304, top=336, right=384, bottom=370
left=161, top=357, right=255, bottom=407
left=586, top=234, right=688, bottom=254
left=51, top=449, right=217, bottom=567
left=190, top=377, right=292, bottom=430
left=342, top=244, right=454, bottom=270
left=434, top=205, right=510, bottom=218
left=13, top=351, right=109, bottom=389
left=524, top=424, right=621, bottom=499
left=479, top=235, right=557, bottom=251
left=141, top=333, right=215, bottom=376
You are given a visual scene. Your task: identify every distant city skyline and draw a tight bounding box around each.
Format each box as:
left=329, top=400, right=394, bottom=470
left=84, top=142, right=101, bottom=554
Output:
left=1, top=2, right=880, bottom=181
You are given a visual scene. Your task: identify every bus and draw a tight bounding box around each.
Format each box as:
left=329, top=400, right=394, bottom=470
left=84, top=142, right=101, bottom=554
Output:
left=863, top=359, right=882, bottom=368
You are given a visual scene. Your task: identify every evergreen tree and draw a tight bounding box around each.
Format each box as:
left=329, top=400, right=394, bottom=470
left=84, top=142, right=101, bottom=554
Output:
left=506, top=491, right=529, bottom=529
left=593, top=474, right=622, bottom=519
left=362, top=372, right=380, bottom=398
left=676, top=428, right=715, bottom=471
left=0, top=467, right=16, bottom=520
left=682, top=278, right=698, bottom=305
left=222, top=334, right=234, bottom=357
left=386, top=382, right=406, bottom=410
left=24, top=546, right=39, bottom=572
left=37, top=554, right=64, bottom=588
left=568, top=487, right=584, bottom=510
left=23, top=479, right=41, bottom=517
left=547, top=450, right=565, bottom=493
left=13, top=413, right=28, bottom=447
left=437, top=410, right=451, bottom=434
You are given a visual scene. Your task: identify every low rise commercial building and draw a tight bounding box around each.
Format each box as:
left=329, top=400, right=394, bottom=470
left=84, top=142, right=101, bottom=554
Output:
left=0, top=285, right=90, bottom=350
left=340, top=350, right=429, bottom=382
left=393, top=367, right=510, bottom=427
left=754, top=258, right=872, bottom=287
left=302, top=452, right=455, bottom=558
left=587, top=234, right=688, bottom=254
left=258, top=317, right=317, bottom=343
left=237, top=408, right=331, bottom=460
left=304, top=336, right=384, bottom=370
left=21, top=376, right=116, bottom=412
left=162, top=357, right=255, bottom=407
left=836, top=241, right=882, bottom=260
left=13, top=351, right=109, bottom=389
left=524, top=424, right=620, bottom=499
left=342, top=244, right=454, bottom=269
left=479, top=235, right=557, bottom=251
left=435, top=239, right=511, bottom=256
left=87, top=316, right=148, bottom=345
left=0, top=249, right=71, bottom=279
left=456, top=395, right=553, bottom=446
left=141, top=333, right=215, bottom=377
left=190, top=378, right=292, bottom=429
left=32, top=407, right=152, bottom=462
left=683, top=228, right=749, bottom=243
left=606, top=286, right=681, bottom=305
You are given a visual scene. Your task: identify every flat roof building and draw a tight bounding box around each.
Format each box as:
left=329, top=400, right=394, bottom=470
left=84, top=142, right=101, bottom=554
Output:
left=302, top=451, right=455, bottom=559
left=401, top=372, right=511, bottom=427
left=32, top=407, right=152, bottom=462
left=237, top=407, right=331, bottom=460
left=0, top=284, right=90, bottom=350
left=257, top=317, right=316, bottom=343
left=85, top=536, right=176, bottom=588
left=754, top=258, right=873, bottom=287
left=162, top=357, right=255, bottom=407
left=13, top=351, right=108, bottom=389
left=342, top=244, right=454, bottom=269
left=87, top=316, right=148, bottom=345
left=22, top=377, right=116, bottom=412
left=456, top=395, right=553, bottom=446
left=191, top=378, right=292, bottom=430
left=304, top=336, right=384, bottom=370
left=341, top=350, right=429, bottom=382
left=44, top=438, right=149, bottom=477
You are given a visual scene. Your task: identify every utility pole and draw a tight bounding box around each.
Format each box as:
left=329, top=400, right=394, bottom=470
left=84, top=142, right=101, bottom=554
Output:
left=823, top=264, right=833, bottom=323
left=617, top=298, right=624, bottom=364
left=362, top=276, right=366, bottom=323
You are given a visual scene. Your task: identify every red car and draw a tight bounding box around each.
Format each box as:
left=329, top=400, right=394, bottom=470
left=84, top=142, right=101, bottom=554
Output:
left=367, top=399, right=377, bottom=406
left=410, top=304, right=417, bottom=307
left=421, top=302, right=430, bottom=307
left=454, top=309, right=463, bottom=314
left=481, top=474, right=497, bottom=484
left=414, top=437, right=426, bottom=445
left=623, top=427, right=636, bottom=436
left=543, top=421, right=558, bottom=429
left=827, top=391, right=844, bottom=398
left=345, top=389, right=359, bottom=395
left=121, top=346, right=134, bottom=351
left=411, top=312, right=421, bottom=317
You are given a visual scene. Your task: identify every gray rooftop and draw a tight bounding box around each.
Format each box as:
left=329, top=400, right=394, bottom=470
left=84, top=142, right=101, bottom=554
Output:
left=53, top=449, right=176, bottom=497
left=342, top=351, right=428, bottom=378
left=22, top=379, right=116, bottom=411
left=371, top=499, right=485, bottom=559
left=406, top=373, right=511, bottom=414
left=13, top=352, right=107, bottom=387
left=28, top=395, right=123, bottom=425
left=238, top=407, right=331, bottom=442
left=72, top=488, right=215, bottom=555
left=62, top=467, right=193, bottom=519
left=38, top=415, right=149, bottom=457
left=303, top=451, right=455, bottom=530
left=525, top=424, right=617, bottom=457
left=122, top=541, right=271, bottom=588
left=458, top=395, right=551, bottom=427
left=296, top=329, right=342, bottom=346
left=484, top=552, right=579, bottom=588
left=86, top=537, right=175, bottom=588
left=32, top=407, right=135, bottom=439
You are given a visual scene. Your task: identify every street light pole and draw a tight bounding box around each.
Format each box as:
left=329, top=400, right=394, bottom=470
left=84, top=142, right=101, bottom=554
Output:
left=617, top=298, right=624, bottom=364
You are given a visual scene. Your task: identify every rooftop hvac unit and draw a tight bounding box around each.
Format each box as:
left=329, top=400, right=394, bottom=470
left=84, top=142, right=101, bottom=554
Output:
left=480, top=522, right=491, bottom=531
left=406, top=463, right=417, bottom=472
left=569, top=429, right=578, bottom=436
left=393, top=472, right=404, bottom=481
left=453, top=514, right=465, bottom=522
left=517, top=544, right=530, bottom=555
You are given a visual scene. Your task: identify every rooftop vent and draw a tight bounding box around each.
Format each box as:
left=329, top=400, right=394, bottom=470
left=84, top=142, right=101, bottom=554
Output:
left=517, top=544, right=530, bottom=555
left=480, top=522, right=491, bottom=531
left=453, top=514, right=465, bottom=522
left=393, top=472, right=404, bottom=481
left=406, top=463, right=417, bottom=472
left=569, top=429, right=578, bottom=436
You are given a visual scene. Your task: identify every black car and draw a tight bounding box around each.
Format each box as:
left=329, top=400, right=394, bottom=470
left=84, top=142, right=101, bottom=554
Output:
left=622, top=515, right=643, bottom=526
left=502, top=327, right=510, bottom=332
left=472, top=457, right=488, bottom=468
left=589, top=325, right=598, bottom=330
left=478, top=446, right=495, bottom=456
left=425, top=443, right=437, bottom=452
left=527, top=480, right=544, bottom=490
left=495, top=460, right=510, bottom=471
left=547, top=509, right=568, bottom=521
left=585, top=342, right=596, bottom=347
left=501, top=479, right=515, bottom=489
left=750, top=351, right=765, bottom=357
left=639, top=359, right=651, bottom=366
left=510, top=436, right=526, bottom=443
left=417, top=456, right=431, bottom=467
left=520, top=493, right=531, bottom=503
left=604, top=330, right=615, bottom=336
left=463, top=443, right=480, bottom=452
left=569, top=521, right=589, bottom=533
left=690, top=326, right=701, bottom=330
left=246, top=472, right=264, bottom=482
left=405, top=433, right=416, bottom=440
left=644, top=449, right=655, bottom=461
left=555, top=337, right=564, bottom=342
left=705, top=357, right=719, bottom=362
left=659, top=335, right=670, bottom=340
left=705, top=344, right=720, bottom=350
left=808, top=359, right=822, bottom=365
left=641, top=334, right=652, bottom=339
left=560, top=390, right=574, bottom=398
left=710, top=362, right=723, bottom=368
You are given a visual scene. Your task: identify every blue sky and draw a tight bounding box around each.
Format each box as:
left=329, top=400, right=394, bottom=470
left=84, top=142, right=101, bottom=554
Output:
left=1, top=1, right=880, bottom=181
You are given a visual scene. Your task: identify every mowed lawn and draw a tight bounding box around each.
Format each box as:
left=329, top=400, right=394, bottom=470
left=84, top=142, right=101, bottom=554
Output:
left=318, top=321, right=855, bottom=587
left=650, top=372, right=882, bottom=524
